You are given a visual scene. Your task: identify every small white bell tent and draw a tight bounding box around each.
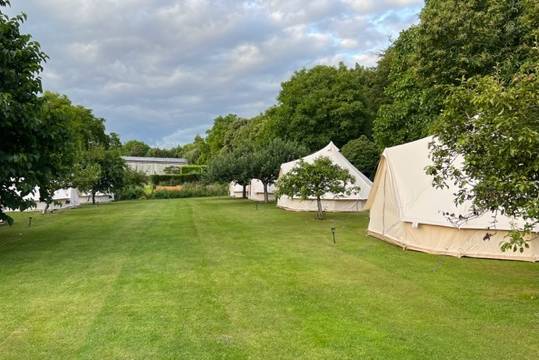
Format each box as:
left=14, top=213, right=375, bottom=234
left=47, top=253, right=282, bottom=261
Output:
left=78, top=191, right=114, bottom=204
left=277, top=142, right=372, bottom=212
left=229, top=181, right=249, bottom=198
left=366, top=136, right=538, bottom=262
left=27, top=187, right=80, bottom=212
left=248, top=179, right=275, bottom=202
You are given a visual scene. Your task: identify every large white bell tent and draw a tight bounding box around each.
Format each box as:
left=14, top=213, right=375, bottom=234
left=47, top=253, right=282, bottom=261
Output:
left=365, top=136, right=538, bottom=262
left=248, top=179, right=275, bottom=202
left=277, top=142, right=372, bottom=212
left=229, top=181, right=249, bottom=198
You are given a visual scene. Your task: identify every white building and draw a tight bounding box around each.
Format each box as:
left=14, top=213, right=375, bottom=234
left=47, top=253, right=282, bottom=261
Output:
left=122, top=156, right=188, bottom=175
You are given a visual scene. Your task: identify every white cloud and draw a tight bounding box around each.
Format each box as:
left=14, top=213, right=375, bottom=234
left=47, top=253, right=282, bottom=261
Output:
left=9, top=0, right=422, bottom=147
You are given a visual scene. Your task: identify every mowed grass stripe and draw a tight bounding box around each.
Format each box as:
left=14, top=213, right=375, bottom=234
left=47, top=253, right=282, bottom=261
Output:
left=0, top=197, right=537, bottom=359
left=77, top=199, right=249, bottom=359
left=0, top=201, right=158, bottom=358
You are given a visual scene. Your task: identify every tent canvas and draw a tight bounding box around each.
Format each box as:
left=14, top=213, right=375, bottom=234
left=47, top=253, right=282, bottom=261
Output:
left=277, top=142, right=373, bottom=212
left=366, top=136, right=538, bottom=262
left=229, top=181, right=249, bottom=198
left=24, top=187, right=80, bottom=212
left=248, top=179, right=275, bottom=202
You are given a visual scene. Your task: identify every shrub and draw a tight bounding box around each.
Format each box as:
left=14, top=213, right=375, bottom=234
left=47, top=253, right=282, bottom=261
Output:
left=151, top=182, right=227, bottom=199
left=163, top=165, right=207, bottom=175
left=181, top=165, right=207, bottom=175
left=149, top=174, right=201, bottom=185
left=116, top=185, right=145, bottom=200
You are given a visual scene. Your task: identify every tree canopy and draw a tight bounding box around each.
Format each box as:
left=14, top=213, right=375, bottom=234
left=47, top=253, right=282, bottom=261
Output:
left=373, top=0, right=539, bottom=149
left=269, top=64, right=376, bottom=151
left=122, top=140, right=151, bottom=157
left=250, top=139, right=308, bottom=202
left=0, top=1, right=56, bottom=222
left=341, top=136, right=380, bottom=180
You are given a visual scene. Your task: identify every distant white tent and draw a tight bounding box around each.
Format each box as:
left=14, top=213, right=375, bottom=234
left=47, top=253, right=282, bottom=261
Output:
left=248, top=179, right=275, bottom=202
left=277, top=142, right=372, bottom=212
left=25, top=187, right=80, bottom=212
left=229, top=181, right=249, bottom=198
left=366, top=136, right=539, bottom=262
left=78, top=191, right=114, bottom=204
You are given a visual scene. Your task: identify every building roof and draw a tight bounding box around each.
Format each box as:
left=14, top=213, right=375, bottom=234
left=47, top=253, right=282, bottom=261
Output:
left=121, top=156, right=188, bottom=164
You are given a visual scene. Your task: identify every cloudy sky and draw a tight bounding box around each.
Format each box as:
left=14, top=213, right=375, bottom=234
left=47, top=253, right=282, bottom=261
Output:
left=10, top=0, right=422, bottom=147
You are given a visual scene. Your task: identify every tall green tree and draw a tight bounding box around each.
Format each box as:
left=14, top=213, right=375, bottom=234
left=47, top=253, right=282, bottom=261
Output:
left=374, top=0, right=539, bottom=149
left=205, top=146, right=255, bottom=198
left=36, top=93, right=82, bottom=212
left=79, top=133, right=125, bottom=204
left=0, top=1, right=69, bottom=222
left=270, top=64, right=375, bottom=151
left=223, top=110, right=275, bottom=152
left=251, top=139, right=308, bottom=203
left=373, top=27, right=435, bottom=149
left=341, top=136, right=380, bottom=180
left=122, top=140, right=150, bottom=157
left=205, top=114, right=241, bottom=160
left=181, top=135, right=209, bottom=164
left=276, top=157, right=356, bottom=219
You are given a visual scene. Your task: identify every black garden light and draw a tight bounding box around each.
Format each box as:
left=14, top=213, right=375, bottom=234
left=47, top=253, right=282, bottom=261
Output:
left=331, top=225, right=336, bottom=244
left=28, top=216, right=32, bottom=227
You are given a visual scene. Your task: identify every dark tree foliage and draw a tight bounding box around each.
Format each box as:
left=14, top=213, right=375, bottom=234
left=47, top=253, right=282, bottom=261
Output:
left=373, top=27, right=438, bottom=149
left=0, top=1, right=64, bottom=223
left=417, top=0, right=538, bottom=87
left=205, top=114, right=242, bottom=160
left=341, top=136, right=380, bottom=180
left=251, top=139, right=308, bottom=202
left=374, top=0, right=539, bottom=149
left=205, top=146, right=255, bottom=198
left=270, top=64, right=376, bottom=151
left=88, top=133, right=126, bottom=204
left=122, top=140, right=150, bottom=157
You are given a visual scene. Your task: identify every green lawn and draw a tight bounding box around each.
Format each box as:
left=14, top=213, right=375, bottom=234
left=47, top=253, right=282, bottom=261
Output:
left=0, top=198, right=537, bottom=359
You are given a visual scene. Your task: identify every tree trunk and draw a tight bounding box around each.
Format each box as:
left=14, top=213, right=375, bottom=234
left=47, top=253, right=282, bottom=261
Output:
left=242, top=185, right=247, bottom=199
left=92, top=191, right=96, bottom=205
left=263, top=182, right=269, bottom=203
left=43, top=202, right=50, bottom=214
left=316, top=196, right=324, bottom=219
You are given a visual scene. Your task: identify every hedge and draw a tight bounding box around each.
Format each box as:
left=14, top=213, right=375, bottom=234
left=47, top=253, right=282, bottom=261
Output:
left=150, top=173, right=201, bottom=185
left=163, top=165, right=207, bottom=175
left=151, top=183, right=227, bottom=199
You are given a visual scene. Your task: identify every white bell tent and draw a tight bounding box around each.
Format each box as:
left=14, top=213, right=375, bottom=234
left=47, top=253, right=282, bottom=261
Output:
left=26, top=187, right=80, bottom=211
left=277, top=142, right=372, bottom=212
left=366, top=136, right=538, bottom=262
left=229, top=181, right=249, bottom=198
left=247, top=179, right=275, bottom=202
left=78, top=191, right=114, bottom=204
